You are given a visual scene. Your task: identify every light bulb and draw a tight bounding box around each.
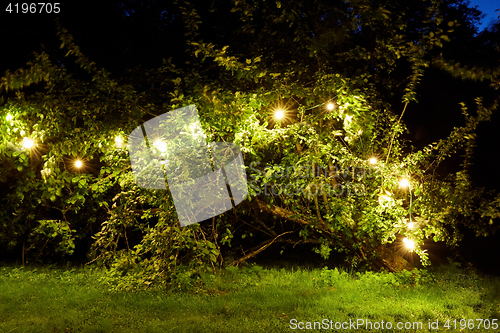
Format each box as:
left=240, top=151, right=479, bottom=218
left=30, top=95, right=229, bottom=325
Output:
left=408, top=222, right=415, bottom=229
left=274, top=109, right=285, bottom=120
left=22, top=137, right=34, bottom=149
left=115, top=136, right=123, bottom=145
left=154, top=139, right=168, bottom=152
left=399, top=178, right=410, bottom=188
left=75, top=160, right=83, bottom=168
left=402, top=237, right=415, bottom=250
left=369, top=157, right=377, bottom=165
left=327, top=103, right=334, bottom=111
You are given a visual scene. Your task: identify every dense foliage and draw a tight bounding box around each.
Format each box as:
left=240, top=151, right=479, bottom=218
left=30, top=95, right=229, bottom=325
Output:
left=0, top=0, right=499, bottom=290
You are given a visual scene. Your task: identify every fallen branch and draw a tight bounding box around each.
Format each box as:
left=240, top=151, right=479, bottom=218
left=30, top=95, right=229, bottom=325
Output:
left=229, top=230, right=294, bottom=266
left=254, top=197, right=332, bottom=234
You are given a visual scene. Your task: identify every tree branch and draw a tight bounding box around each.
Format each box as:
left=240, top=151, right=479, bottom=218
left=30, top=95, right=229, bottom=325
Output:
left=229, top=231, right=294, bottom=266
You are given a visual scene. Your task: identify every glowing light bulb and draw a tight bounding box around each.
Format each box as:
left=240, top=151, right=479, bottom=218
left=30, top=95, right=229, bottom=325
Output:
left=369, top=157, right=377, bottom=165
left=115, top=135, right=124, bottom=148
left=403, top=237, right=415, bottom=251
left=399, top=178, right=410, bottom=188
left=154, top=139, right=168, bottom=152
left=75, top=160, right=83, bottom=168
left=327, top=103, right=334, bottom=111
left=274, top=109, right=285, bottom=120
left=408, top=222, right=415, bottom=229
left=22, top=137, right=34, bottom=149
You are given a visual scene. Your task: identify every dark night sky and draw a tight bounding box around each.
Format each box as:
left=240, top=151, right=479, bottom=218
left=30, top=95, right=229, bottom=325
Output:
left=469, top=0, right=499, bottom=30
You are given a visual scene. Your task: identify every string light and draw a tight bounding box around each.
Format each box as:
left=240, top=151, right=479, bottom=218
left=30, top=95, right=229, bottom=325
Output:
left=399, top=178, right=410, bottom=188
left=154, top=139, right=168, bottom=152
left=74, top=160, right=83, bottom=168
left=115, top=135, right=124, bottom=148
left=327, top=103, right=334, bottom=111
left=402, top=237, right=415, bottom=251
left=369, top=157, right=377, bottom=165
left=22, top=137, right=34, bottom=149
left=274, top=109, right=285, bottom=120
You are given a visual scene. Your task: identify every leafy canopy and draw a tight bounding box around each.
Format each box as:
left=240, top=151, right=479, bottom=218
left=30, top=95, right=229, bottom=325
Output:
left=0, top=0, right=499, bottom=289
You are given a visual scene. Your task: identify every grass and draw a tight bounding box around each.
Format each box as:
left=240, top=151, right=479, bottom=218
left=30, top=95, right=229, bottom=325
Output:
left=0, top=263, right=499, bottom=332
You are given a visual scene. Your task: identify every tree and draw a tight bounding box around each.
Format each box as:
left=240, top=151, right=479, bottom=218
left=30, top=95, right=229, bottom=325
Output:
left=0, top=0, right=499, bottom=290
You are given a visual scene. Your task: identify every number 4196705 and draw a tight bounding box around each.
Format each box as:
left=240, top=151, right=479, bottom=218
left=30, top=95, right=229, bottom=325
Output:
left=6, top=3, right=60, bottom=14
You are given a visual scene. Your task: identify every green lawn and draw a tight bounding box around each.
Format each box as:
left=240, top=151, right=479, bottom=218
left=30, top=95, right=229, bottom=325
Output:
left=0, top=264, right=498, bottom=332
